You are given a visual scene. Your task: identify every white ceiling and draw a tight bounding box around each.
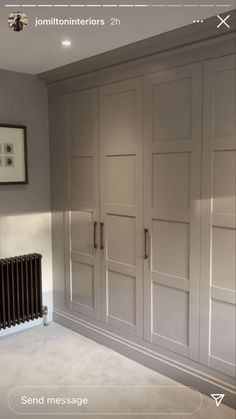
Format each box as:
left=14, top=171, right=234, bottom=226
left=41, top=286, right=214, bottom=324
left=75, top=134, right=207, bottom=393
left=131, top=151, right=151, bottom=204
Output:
left=0, top=0, right=234, bottom=75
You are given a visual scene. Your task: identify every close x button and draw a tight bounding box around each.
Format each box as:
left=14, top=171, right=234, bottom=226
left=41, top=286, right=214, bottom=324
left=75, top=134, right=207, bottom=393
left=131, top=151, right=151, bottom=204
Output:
left=217, top=14, right=230, bottom=29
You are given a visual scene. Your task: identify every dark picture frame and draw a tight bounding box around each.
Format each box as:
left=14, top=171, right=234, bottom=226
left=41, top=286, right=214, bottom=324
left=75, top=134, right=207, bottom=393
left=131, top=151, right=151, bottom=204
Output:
left=0, top=124, right=28, bottom=185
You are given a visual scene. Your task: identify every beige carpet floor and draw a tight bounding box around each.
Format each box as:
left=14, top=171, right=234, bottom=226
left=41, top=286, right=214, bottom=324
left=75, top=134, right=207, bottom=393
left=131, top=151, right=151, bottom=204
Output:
left=0, top=322, right=234, bottom=419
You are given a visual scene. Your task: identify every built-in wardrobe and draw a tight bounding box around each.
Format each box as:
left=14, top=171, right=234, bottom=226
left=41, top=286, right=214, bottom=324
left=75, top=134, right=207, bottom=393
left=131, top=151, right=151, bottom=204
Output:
left=44, top=18, right=236, bottom=407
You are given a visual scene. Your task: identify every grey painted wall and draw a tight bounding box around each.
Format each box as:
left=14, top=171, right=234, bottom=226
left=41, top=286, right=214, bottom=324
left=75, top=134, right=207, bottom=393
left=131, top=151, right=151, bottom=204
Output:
left=0, top=69, right=52, bottom=335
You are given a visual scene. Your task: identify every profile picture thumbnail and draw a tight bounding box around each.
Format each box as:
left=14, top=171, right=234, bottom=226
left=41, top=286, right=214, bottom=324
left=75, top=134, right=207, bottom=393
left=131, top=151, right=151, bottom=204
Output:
left=8, top=12, right=28, bottom=32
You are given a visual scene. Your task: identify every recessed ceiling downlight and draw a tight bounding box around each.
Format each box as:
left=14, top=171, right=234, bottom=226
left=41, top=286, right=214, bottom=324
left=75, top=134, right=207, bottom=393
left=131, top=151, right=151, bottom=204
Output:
left=62, top=40, right=71, bottom=47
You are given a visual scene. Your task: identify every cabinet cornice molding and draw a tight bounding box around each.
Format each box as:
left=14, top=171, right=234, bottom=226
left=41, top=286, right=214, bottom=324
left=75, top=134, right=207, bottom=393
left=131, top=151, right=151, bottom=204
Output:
left=39, top=10, right=236, bottom=86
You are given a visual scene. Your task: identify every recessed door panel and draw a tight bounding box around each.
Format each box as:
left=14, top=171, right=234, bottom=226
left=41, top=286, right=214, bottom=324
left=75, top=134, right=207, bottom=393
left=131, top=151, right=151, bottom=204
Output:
left=213, top=150, right=236, bottom=214
left=152, top=220, right=190, bottom=279
left=152, top=283, right=189, bottom=348
left=100, top=88, right=137, bottom=153
left=214, top=68, right=236, bottom=138
left=106, top=155, right=136, bottom=206
left=107, top=215, right=136, bottom=266
left=152, top=152, right=191, bottom=210
left=210, top=300, right=236, bottom=365
left=108, top=271, right=136, bottom=331
left=68, top=91, right=95, bottom=149
left=69, top=157, right=94, bottom=206
left=212, top=227, right=236, bottom=291
left=71, top=261, right=94, bottom=310
left=71, top=210, right=94, bottom=256
left=152, top=78, right=192, bottom=141
left=99, top=78, right=143, bottom=338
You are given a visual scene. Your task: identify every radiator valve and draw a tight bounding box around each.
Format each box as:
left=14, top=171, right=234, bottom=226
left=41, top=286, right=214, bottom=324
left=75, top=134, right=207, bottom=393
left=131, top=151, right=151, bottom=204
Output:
left=43, top=306, right=49, bottom=326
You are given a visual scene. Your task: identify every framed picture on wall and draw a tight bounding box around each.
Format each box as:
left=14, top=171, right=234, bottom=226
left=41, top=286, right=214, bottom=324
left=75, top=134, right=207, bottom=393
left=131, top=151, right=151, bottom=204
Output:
left=0, top=124, right=28, bottom=184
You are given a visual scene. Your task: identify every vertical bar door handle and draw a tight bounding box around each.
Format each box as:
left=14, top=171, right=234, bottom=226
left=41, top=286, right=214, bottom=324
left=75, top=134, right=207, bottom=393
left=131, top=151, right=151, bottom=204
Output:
left=100, top=222, right=104, bottom=250
left=144, top=228, right=149, bottom=260
left=93, top=221, right=97, bottom=249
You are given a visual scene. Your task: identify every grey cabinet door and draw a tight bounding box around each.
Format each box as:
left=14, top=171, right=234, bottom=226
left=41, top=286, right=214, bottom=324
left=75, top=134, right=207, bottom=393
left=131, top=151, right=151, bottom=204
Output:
left=200, top=54, right=236, bottom=377
left=99, top=78, right=144, bottom=338
left=144, top=63, right=202, bottom=360
left=64, top=88, right=101, bottom=320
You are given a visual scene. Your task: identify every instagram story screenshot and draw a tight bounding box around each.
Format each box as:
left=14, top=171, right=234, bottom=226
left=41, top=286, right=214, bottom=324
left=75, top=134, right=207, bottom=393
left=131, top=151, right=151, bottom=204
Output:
left=0, top=1, right=235, bottom=418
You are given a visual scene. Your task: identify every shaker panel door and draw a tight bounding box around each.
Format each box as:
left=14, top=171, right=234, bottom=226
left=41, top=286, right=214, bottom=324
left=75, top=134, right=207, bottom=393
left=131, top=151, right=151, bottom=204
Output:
left=65, top=88, right=101, bottom=320
left=200, top=55, right=236, bottom=377
left=99, top=78, right=144, bottom=338
left=144, top=63, right=202, bottom=360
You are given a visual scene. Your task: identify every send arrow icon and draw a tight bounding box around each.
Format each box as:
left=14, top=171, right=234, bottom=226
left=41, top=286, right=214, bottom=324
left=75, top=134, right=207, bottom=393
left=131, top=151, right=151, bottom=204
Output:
left=211, top=394, right=225, bottom=407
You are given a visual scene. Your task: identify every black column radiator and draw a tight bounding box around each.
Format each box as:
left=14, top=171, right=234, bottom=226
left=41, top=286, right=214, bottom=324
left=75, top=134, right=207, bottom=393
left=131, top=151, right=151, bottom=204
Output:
left=0, top=254, right=43, bottom=330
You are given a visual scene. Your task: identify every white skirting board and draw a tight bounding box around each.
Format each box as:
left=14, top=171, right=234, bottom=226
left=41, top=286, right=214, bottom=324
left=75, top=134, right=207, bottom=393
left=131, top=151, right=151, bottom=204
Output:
left=53, top=309, right=236, bottom=409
